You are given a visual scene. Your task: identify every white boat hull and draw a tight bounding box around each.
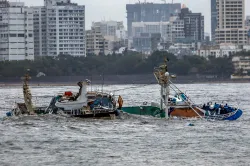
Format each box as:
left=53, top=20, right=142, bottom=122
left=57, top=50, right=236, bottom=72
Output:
left=55, top=101, right=87, bottom=110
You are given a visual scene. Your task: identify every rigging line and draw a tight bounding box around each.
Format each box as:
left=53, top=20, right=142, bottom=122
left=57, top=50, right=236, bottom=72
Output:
left=168, top=84, right=203, bottom=119
left=113, top=83, right=156, bottom=92
left=169, top=79, right=196, bottom=105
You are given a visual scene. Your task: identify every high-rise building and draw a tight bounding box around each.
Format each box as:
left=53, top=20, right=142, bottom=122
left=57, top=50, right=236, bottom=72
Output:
left=0, top=1, right=34, bottom=61
left=131, top=16, right=185, bottom=43
left=33, top=7, right=47, bottom=57
left=246, top=16, right=250, bottom=27
left=211, top=0, right=217, bottom=42
left=247, top=16, right=250, bottom=44
left=86, top=27, right=110, bottom=56
left=216, top=0, right=248, bottom=45
left=92, top=21, right=126, bottom=39
left=32, top=0, right=85, bottom=57
left=126, top=2, right=181, bottom=38
left=179, top=7, right=204, bottom=42
left=91, top=21, right=128, bottom=53
left=133, top=33, right=161, bottom=54
left=45, top=0, right=71, bottom=7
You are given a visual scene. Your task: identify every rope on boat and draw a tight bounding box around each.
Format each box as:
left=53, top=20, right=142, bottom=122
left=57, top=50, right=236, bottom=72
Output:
left=112, top=83, right=155, bottom=92
left=168, top=80, right=204, bottom=119
left=169, top=80, right=197, bottom=105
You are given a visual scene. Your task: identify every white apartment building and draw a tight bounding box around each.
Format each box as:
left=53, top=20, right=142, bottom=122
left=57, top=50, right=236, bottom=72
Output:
left=197, top=44, right=242, bottom=58
left=33, top=7, right=46, bottom=56
left=231, top=56, right=250, bottom=79
left=0, top=1, right=34, bottom=61
left=33, top=0, right=85, bottom=57
left=131, top=16, right=185, bottom=43
left=92, top=21, right=127, bottom=40
left=86, top=27, right=111, bottom=56
left=216, top=0, right=248, bottom=45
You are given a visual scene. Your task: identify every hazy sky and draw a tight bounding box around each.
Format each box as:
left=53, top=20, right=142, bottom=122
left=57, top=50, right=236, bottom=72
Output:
left=10, top=0, right=250, bottom=35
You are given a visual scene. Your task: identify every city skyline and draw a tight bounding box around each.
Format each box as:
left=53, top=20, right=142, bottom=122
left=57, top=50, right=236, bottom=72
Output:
left=7, top=0, right=250, bottom=35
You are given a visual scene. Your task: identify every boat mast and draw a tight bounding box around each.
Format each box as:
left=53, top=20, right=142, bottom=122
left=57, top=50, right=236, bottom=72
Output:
left=22, top=69, right=34, bottom=114
left=154, top=58, right=170, bottom=119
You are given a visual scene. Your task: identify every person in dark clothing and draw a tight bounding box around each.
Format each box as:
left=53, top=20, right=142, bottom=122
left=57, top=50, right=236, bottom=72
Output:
left=220, top=105, right=227, bottom=114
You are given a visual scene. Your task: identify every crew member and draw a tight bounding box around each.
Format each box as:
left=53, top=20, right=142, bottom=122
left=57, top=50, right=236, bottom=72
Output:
left=118, top=95, right=123, bottom=109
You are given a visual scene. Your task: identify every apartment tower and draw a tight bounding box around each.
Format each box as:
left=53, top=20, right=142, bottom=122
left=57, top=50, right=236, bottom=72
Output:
left=0, top=1, right=34, bottom=61
left=33, top=0, right=85, bottom=57
left=216, top=0, right=248, bottom=45
left=179, top=7, right=204, bottom=42
left=126, top=2, right=181, bottom=38
left=211, top=0, right=217, bottom=42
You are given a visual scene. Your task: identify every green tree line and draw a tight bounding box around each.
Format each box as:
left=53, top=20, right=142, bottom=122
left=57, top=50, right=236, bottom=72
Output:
left=0, top=51, right=235, bottom=77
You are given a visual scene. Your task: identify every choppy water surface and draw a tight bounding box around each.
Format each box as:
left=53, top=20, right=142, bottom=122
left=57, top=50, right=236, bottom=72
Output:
left=0, top=83, right=250, bottom=166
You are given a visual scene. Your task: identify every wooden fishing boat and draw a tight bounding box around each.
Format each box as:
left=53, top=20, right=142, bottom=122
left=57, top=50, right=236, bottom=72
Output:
left=121, top=59, right=243, bottom=121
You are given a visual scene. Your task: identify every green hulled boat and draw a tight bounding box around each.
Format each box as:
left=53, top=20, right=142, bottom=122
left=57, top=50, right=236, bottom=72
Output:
left=122, top=106, right=165, bottom=118
left=121, top=58, right=204, bottom=119
left=121, top=59, right=243, bottom=121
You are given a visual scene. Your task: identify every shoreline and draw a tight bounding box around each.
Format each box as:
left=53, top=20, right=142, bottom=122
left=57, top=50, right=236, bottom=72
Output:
left=0, top=80, right=250, bottom=87
left=0, top=74, right=249, bottom=86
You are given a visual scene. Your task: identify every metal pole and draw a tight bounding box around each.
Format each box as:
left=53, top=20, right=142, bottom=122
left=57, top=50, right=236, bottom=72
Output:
left=102, top=73, right=104, bottom=95
left=160, top=86, right=163, bottom=110
left=91, top=74, right=92, bottom=92
left=165, top=83, right=170, bottom=119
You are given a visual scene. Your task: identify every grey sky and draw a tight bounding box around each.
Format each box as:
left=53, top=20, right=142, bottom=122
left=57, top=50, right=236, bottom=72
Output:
left=10, top=0, right=250, bottom=35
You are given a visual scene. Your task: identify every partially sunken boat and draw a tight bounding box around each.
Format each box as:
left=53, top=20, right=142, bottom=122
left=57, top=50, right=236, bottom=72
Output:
left=6, top=70, right=47, bottom=116
left=46, top=80, right=119, bottom=119
left=121, top=59, right=243, bottom=121
left=6, top=71, right=120, bottom=119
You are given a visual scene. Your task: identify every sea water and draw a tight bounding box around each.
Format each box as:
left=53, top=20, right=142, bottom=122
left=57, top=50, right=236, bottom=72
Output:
left=0, top=83, right=250, bottom=166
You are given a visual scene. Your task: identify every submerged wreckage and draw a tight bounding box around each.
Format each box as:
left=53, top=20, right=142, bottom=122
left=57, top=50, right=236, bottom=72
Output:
left=6, top=71, right=121, bottom=119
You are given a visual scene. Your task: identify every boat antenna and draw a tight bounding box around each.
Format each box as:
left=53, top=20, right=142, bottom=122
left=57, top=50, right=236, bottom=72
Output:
left=91, top=74, right=92, bottom=92
left=102, top=73, right=104, bottom=95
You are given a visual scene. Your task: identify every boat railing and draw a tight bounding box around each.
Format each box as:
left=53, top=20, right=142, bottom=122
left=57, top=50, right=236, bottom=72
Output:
left=205, top=109, right=239, bottom=121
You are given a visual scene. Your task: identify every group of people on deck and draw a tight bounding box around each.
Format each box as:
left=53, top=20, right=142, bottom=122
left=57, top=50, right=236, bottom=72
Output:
left=202, top=102, right=231, bottom=115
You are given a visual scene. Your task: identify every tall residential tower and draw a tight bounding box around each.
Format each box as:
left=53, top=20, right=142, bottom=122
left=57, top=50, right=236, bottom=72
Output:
left=0, top=1, right=34, bottom=61
left=126, top=2, right=181, bottom=38
left=216, top=0, right=248, bottom=45
left=32, top=0, right=85, bottom=57
left=211, top=0, right=217, bottom=42
left=179, top=7, right=204, bottom=42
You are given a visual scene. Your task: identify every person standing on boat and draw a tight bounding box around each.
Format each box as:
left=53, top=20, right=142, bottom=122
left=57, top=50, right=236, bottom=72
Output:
left=118, top=95, right=123, bottom=109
